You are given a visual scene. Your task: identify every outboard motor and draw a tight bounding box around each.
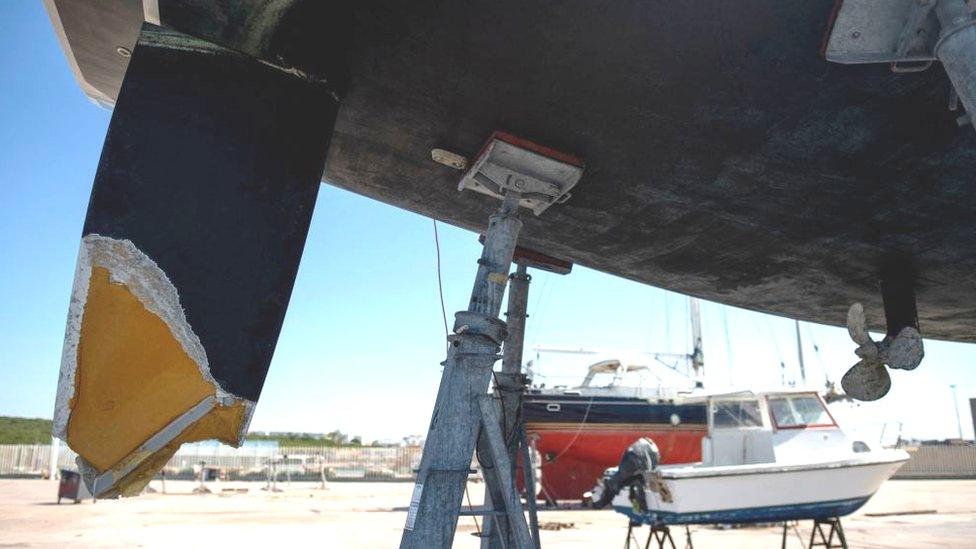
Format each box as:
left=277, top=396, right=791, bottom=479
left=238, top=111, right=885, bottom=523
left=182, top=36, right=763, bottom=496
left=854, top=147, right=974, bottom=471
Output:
left=591, top=437, right=660, bottom=509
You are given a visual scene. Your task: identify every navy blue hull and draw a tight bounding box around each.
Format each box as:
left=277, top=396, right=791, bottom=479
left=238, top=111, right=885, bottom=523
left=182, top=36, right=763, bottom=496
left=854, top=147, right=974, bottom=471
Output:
left=523, top=394, right=707, bottom=427
left=615, top=496, right=871, bottom=526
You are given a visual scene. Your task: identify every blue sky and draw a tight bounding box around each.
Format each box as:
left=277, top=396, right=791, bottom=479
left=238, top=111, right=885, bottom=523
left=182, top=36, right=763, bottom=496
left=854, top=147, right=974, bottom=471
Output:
left=1, top=2, right=973, bottom=443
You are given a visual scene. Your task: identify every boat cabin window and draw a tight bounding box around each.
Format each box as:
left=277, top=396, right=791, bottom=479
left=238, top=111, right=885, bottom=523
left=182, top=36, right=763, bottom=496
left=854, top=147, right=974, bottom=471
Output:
left=710, top=399, right=763, bottom=428
left=767, top=394, right=834, bottom=428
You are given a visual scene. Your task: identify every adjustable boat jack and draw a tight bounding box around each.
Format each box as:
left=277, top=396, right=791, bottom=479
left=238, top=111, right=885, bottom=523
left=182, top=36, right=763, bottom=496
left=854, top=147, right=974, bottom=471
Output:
left=825, top=0, right=976, bottom=132
left=400, top=133, right=582, bottom=549
left=479, top=242, right=573, bottom=549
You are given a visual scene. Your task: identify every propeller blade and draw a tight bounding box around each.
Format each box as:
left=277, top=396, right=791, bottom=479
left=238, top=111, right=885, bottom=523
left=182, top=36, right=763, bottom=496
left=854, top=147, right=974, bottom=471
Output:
left=883, top=327, right=924, bottom=371
left=841, top=359, right=891, bottom=401
left=846, top=303, right=871, bottom=345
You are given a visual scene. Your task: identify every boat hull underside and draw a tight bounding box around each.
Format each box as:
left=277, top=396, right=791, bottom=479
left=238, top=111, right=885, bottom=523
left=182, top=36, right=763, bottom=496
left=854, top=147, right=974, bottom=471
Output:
left=45, top=0, right=976, bottom=342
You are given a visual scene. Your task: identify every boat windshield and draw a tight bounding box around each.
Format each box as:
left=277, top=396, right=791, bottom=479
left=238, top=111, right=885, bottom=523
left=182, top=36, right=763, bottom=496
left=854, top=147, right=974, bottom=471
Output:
left=767, top=394, right=834, bottom=428
left=710, top=399, right=763, bottom=428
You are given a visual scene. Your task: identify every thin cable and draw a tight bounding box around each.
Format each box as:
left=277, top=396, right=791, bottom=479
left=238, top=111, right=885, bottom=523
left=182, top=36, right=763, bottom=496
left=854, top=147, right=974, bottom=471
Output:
left=540, top=396, right=596, bottom=467
left=432, top=219, right=479, bottom=535
left=432, top=220, right=449, bottom=343
left=527, top=273, right=552, bottom=342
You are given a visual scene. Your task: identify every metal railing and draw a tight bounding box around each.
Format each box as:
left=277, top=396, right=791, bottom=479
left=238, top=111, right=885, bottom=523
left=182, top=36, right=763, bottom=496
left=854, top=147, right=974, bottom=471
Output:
left=0, top=443, right=423, bottom=481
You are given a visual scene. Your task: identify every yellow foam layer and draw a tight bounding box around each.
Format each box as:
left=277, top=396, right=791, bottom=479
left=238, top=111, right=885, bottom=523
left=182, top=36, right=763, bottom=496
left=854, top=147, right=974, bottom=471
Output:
left=66, top=266, right=245, bottom=492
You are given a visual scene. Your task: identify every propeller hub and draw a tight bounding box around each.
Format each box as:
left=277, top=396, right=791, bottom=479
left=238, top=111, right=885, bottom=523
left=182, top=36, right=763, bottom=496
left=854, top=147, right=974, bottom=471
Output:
left=854, top=342, right=878, bottom=360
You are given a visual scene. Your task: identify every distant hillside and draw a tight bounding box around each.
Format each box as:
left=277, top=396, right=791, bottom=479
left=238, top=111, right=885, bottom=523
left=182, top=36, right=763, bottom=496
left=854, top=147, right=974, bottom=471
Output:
left=0, top=418, right=374, bottom=447
left=247, top=430, right=364, bottom=447
left=0, top=416, right=53, bottom=444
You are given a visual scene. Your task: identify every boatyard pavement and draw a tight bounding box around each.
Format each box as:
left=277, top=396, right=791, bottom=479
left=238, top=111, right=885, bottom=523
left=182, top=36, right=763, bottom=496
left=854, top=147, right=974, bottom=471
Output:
left=0, top=479, right=973, bottom=547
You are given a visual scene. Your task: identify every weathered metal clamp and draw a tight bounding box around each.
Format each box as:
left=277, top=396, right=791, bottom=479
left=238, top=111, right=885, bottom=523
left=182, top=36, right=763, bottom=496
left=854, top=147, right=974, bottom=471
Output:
left=453, top=311, right=508, bottom=346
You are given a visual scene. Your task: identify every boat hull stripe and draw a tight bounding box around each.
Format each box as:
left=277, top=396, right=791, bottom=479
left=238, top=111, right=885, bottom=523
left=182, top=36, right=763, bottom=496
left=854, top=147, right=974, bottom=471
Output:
left=523, top=400, right=707, bottom=425
left=526, top=422, right=708, bottom=432
left=614, top=496, right=871, bottom=525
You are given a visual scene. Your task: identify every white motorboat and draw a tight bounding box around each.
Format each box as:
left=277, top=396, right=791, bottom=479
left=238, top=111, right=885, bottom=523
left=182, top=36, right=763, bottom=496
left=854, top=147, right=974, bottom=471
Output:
left=602, top=389, right=908, bottom=525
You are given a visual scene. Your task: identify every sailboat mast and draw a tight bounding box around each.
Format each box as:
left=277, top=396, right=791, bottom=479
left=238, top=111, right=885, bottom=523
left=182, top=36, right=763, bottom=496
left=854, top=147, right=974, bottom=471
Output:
left=795, top=319, right=806, bottom=384
left=689, top=297, right=704, bottom=381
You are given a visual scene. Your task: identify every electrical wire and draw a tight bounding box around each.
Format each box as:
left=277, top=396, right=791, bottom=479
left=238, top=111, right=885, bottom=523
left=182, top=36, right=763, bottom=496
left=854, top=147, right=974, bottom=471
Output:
left=540, top=396, right=596, bottom=467
left=432, top=219, right=480, bottom=535
left=432, top=220, right=449, bottom=346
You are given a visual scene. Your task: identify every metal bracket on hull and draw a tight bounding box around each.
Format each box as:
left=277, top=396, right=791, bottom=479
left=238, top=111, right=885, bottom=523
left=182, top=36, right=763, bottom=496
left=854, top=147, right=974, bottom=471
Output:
left=458, top=132, right=584, bottom=216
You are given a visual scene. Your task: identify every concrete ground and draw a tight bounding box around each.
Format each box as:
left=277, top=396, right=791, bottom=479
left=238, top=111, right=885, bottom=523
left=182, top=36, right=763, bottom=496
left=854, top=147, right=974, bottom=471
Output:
left=0, top=479, right=973, bottom=548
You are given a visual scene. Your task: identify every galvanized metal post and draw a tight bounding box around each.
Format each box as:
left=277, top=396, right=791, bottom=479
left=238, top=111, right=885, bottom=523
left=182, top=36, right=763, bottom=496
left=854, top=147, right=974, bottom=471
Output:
left=502, top=264, right=531, bottom=378
left=518, top=425, right=542, bottom=549
left=400, top=192, right=523, bottom=549
left=477, top=397, right=535, bottom=547
left=481, top=262, right=532, bottom=548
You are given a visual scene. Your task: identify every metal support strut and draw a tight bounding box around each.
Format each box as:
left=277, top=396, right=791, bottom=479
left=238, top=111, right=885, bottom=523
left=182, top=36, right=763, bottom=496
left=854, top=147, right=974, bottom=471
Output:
left=624, top=522, right=686, bottom=549
left=400, top=192, right=534, bottom=548
left=403, top=130, right=581, bottom=548
left=480, top=262, right=541, bottom=549
left=809, top=517, right=848, bottom=549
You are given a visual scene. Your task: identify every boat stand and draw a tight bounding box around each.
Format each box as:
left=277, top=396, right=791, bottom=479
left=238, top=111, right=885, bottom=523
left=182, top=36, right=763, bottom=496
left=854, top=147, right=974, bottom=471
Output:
left=476, top=233, right=573, bottom=549
left=399, top=133, right=583, bottom=549
left=624, top=522, right=692, bottom=549
left=808, top=517, right=848, bottom=549
left=399, top=191, right=533, bottom=549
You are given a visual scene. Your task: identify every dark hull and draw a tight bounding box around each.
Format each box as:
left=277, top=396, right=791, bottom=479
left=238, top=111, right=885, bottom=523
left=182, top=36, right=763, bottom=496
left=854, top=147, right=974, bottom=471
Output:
left=46, top=0, right=976, bottom=341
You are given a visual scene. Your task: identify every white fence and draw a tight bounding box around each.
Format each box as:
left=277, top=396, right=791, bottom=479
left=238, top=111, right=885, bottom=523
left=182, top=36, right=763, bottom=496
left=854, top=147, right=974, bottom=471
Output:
left=5, top=443, right=975, bottom=480
left=893, top=446, right=976, bottom=479
left=0, top=444, right=76, bottom=477
left=0, top=444, right=423, bottom=481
